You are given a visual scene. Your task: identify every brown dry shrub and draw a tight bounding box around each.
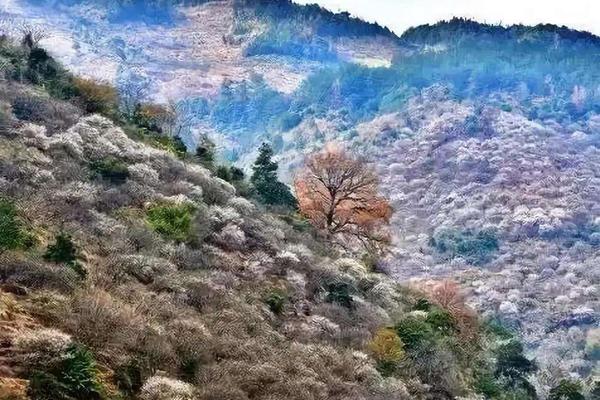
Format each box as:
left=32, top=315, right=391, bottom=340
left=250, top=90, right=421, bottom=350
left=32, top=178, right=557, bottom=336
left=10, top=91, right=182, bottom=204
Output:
left=423, top=280, right=480, bottom=344
left=62, top=289, right=146, bottom=359
left=73, top=77, right=118, bottom=115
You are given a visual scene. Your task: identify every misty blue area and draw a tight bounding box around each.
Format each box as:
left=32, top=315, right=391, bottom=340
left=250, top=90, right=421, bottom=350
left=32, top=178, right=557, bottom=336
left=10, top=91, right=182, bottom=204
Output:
left=23, top=0, right=182, bottom=25
left=203, top=18, right=600, bottom=142
left=18, top=0, right=600, bottom=148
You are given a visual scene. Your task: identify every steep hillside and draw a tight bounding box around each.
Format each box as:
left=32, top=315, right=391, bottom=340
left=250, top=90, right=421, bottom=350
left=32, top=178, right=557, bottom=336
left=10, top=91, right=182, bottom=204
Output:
left=0, top=36, right=560, bottom=400
left=217, top=19, right=600, bottom=389
left=361, top=90, right=600, bottom=386
left=1, top=2, right=600, bottom=398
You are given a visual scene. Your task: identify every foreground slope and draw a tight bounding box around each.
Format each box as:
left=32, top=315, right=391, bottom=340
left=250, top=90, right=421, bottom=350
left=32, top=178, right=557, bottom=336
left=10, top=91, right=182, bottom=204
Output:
left=1, top=3, right=599, bottom=396
left=0, top=45, right=548, bottom=398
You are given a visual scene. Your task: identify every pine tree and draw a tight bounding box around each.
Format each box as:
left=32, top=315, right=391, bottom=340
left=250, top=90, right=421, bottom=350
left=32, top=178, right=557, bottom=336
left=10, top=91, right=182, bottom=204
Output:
left=196, top=135, right=216, bottom=170
left=44, top=232, right=78, bottom=265
left=251, top=143, right=297, bottom=208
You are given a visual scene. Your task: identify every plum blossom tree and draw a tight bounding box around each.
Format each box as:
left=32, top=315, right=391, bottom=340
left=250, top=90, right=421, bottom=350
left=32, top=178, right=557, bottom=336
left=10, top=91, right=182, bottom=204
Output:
left=294, top=145, right=392, bottom=254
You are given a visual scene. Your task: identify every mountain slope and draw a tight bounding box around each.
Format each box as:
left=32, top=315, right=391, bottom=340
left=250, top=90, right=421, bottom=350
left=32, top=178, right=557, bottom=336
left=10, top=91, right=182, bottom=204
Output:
left=0, top=37, right=552, bottom=400
left=1, top=1, right=600, bottom=397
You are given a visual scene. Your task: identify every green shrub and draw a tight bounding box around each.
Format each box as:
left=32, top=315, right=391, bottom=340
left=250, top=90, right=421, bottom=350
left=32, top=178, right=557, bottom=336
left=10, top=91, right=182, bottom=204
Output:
left=430, top=228, right=499, bottom=265
left=394, top=316, right=435, bottom=350
left=89, top=158, right=130, bottom=185
left=474, top=372, right=503, bottom=398
left=0, top=198, right=26, bottom=254
left=325, top=282, right=354, bottom=309
left=473, top=323, right=537, bottom=399
left=25, top=47, right=58, bottom=82
left=484, top=319, right=515, bottom=340
left=146, top=203, right=195, bottom=242
left=548, top=380, right=585, bottom=400
left=229, top=167, right=245, bottom=182
left=216, top=165, right=246, bottom=183
left=216, top=165, right=232, bottom=182
left=196, top=136, right=216, bottom=170
left=264, top=291, right=286, bottom=314
left=27, top=344, right=104, bottom=400
left=26, top=47, right=77, bottom=100
left=44, top=233, right=78, bottom=265
left=214, top=165, right=247, bottom=187
left=150, top=134, right=187, bottom=159
left=425, top=307, right=456, bottom=334
left=60, top=344, right=104, bottom=399
left=413, top=298, right=432, bottom=311
left=495, top=340, right=536, bottom=383
left=44, top=232, right=85, bottom=278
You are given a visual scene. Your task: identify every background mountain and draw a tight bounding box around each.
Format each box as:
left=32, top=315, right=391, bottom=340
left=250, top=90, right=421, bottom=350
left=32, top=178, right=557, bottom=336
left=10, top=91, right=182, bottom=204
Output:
left=1, top=0, right=599, bottom=397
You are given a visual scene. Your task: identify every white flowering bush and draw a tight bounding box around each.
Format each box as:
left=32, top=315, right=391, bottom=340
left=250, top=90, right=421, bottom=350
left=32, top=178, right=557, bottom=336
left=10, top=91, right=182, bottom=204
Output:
left=140, top=376, right=195, bottom=400
left=14, top=328, right=72, bottom=370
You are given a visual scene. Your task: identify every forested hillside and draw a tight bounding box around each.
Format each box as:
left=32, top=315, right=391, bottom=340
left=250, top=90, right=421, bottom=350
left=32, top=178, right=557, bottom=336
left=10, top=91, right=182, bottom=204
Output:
left=0, top=0, right=599, bottom=398
left=0, top=33, right=555, bottom=400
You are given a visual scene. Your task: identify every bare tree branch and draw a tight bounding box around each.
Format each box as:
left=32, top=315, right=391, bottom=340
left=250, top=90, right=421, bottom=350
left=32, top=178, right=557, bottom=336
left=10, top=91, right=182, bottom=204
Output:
left=295, top=144, right=392, bottom=256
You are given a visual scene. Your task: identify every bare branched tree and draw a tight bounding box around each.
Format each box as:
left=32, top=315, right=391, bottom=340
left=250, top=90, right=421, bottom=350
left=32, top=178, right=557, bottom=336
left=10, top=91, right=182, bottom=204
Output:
left=295, top=144, right=392, bottom=254
left=164, top=100, right=197, bottom=138
left=19, top=23, right=48, bottom=49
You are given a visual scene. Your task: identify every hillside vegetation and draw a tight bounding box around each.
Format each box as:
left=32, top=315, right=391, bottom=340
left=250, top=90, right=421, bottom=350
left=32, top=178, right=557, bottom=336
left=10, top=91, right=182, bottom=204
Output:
left=0, top=34, right=557, bottom=400
left=208, top=18, right=600, bottom=395
left=1, top=2, right=600, bottom=398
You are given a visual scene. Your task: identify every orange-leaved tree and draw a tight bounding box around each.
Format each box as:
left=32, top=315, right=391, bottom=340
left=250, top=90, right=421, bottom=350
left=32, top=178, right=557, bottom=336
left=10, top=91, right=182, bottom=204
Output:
left=294, top=145, right=392, bottom=254
left=423, top=280, right=480, bottom=343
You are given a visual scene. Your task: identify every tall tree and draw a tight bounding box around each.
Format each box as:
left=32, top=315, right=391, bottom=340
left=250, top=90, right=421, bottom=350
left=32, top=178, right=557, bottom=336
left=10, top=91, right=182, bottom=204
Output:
left=195, top=135, right=216, bottom=170
left=251, top=143, right=296, bottom=208
left=294, top=145, right=391, bottom=253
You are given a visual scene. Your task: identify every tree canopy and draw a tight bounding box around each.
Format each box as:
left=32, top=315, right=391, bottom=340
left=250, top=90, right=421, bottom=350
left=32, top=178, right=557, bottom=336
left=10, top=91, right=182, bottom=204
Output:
left=294, top=145, right=391, bottom=254
left=251, top=143, right=297, bottom=209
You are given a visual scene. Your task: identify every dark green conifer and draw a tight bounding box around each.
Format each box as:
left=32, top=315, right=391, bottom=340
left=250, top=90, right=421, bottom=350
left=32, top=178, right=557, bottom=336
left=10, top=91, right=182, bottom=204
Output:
left=251, top=143, right=296, bottom=208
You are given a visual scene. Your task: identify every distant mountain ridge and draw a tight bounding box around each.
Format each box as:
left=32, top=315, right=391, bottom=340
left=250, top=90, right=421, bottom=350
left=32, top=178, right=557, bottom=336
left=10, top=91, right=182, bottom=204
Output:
left=402, top=17, right=600, bottom=44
